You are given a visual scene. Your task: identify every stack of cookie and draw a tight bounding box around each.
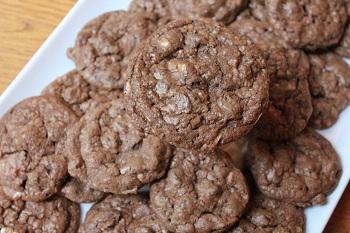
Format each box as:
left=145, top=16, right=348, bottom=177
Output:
left=0, top=0, right=349, bottom=232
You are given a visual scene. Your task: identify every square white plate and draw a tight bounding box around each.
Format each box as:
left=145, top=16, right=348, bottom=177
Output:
left=0, top=0, right=349, bottom=232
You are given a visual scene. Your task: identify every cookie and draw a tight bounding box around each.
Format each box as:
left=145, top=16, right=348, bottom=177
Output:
left=252, top=0, right=348, bottom=50
left=0, top=96, right=78, bottom=201
left=128, top=0, right=171, bottom=25
left=63, top=98, right=173, bottom=194
left=126, top=19, right=269, bottom=149
left=230, top=17, right=312, bottom=140
left=150, top=148, right=250, bottom=233
left=68, top=11, right=158, bottom=90
left=247, top=128, right=342, bottom=207
left=60, top=177, right=105, bottom=203
left=0, top=190, right=80, bottom=233
left=79, top=194, right=167, bottom=233
left=249, top=0, right=268, bottom=21
left=42, top=70, right=122, bottom=117
left=228, top=194, right=305, bottom=233
left=167, top=0, right=248, bottom=25
left=334, top=0, right=350, bottom=57
left=308, top=52, right=350, bottom=129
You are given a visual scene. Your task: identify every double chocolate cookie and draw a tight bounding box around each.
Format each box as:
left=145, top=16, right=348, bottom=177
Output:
left=80, top=194, right=167, bottom=233
left=229, top=194, right=305, bottom=233
left=0, top=190, right=80, bottom=233
left=126, top=19, right=269, bottom=149
left=68, top=10, right=158, bottom=90
left=308, top=52, right=350, bottom=129
left=167, top=0, right=248, bottom=25
left=335, top=0, right=350, bottom=57
left=230, top=17, right=312, bottom=141
left=150, top=148, right=249, bottom=233
left=60, top=177, right=105, bottom=203
left=0, top=96, right=77, bottom=201
left=250, top=0, right=348, bottom=50
left=129, top=0, right=171, bottom=25
left=43, top=70, right=122, bottom=117
left=247, top=128, right=341, bottom=207
left=63, top=98, right=173, bottom=194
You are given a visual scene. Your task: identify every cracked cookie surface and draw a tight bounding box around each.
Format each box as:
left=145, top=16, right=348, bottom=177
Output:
left=0, top=191, right=80, bottom=233
left=308, top=53, right=350, bottom=129
left=230, top=17, right=312, bottom=140
left=64, top=98, right=173, bottom=194
left=68, top=11, right=158, bottom=90
left=79, top=194, right=167, bottom=233
left=228, top=194, right=305, bottom=233
left=0, top=96, right=77, bottom=201
left=251, top=0, right=347, bottom=50
left=126, top=19, right=269, bottom=149
left=247, top=128, right=341, bottom=207
left=129, top=0, right=172, bottom=26
left=43, top=70, right=122, bottom=117
left=150, top=148, right=249, bottom=233
left=167, top=0, right=248, bottom=25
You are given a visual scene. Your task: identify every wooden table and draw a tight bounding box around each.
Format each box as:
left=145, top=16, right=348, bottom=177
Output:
left=0, top=1, right=349, bottom=232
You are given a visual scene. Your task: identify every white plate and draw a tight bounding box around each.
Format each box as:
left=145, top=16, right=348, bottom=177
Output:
left=0, top=0, right=349, bottom=232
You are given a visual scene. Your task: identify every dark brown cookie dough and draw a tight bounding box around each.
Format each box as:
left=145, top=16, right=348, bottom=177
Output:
left=247, top=128, right=342, bottom=207
left=0, top=190, right=80, bottom=233
left=60, top=177, right=105, bottom=203
left=230, top=17, right=312, bottom=141
left=308, top=53, right=350, bottom=129
left=228, top=194, right=305, bottom=233
left=126, top=19, right=269, bottom=149
left=43, top=70, right=122, bottom=116
left=79, top=194, right=167, bottom=233
left=0, top=96, right=78, bottom=201
left=68, top=11, right=158, bottom=90
left=167, top=0, right=248, bottom=25
left=128, top=0, right=172, bottom=25
left=64, top=98, right=173, bottom=194
left=150, top=148, right=250, bottom=233
left=258, top=0, right=347, bottom=50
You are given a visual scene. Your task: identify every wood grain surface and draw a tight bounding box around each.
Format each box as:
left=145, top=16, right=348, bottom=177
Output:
left=0, top=1, right=349, bottom=232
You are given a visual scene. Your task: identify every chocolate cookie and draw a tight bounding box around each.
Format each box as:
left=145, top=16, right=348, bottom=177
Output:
left=0, top=190, right=80, bottom=233
left=230, top=17, right=312, bottom=140
left=308, top=52, right=350, bottom=129
left=79, top=194, right=167, bottom=233
left=60, top=177, right=105, bottom=203
left=247, top=128, right=342, bottom=207
left=68, top=11, right=158, bottom=90
left=335, top=25, right=350, bottom=58
left=150, top=148, right=250, bottom=233
left=64, top=98, right=173, bottom=194
left=0, top=96, right=78, bottom=201
left=253, top=0, right=348, bottom=50
left=128, top=0, right=171, bottom=25
left=167, top=0, right=248, bottom=25
left=228, top=194, right=305, bottom=233
left=249, top=0, right=268, bottom=21
left=335, top=0, right=350, bottom=57
left=126, top=19, right=269, bottom=149
left=43, top=70, right=122, bottom=116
